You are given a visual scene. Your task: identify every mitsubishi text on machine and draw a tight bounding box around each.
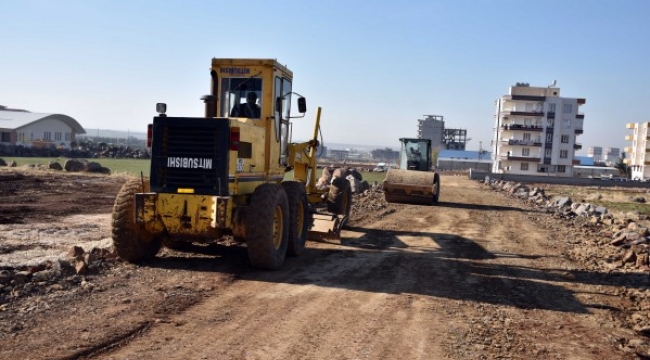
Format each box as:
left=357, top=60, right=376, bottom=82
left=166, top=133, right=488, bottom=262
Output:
left=167, top=157, right=213, bottom=169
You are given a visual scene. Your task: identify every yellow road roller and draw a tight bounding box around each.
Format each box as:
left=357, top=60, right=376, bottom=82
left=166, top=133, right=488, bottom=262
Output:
left=383, top=138, right=440, bottom=205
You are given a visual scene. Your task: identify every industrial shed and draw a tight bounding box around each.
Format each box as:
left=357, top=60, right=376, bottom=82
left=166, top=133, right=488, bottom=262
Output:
left=0, top=107, right=86, bottom=149
left=437, top=150, right=492, bottom=171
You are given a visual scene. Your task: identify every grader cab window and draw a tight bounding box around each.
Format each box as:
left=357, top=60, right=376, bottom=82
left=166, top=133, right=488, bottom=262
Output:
left=220, top=77, right=263, bottom=118
left=274, top=76, right=293, bottom=166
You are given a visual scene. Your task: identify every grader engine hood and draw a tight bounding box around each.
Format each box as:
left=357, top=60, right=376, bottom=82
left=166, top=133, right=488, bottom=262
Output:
left=149, top=116, right=230, bottom=196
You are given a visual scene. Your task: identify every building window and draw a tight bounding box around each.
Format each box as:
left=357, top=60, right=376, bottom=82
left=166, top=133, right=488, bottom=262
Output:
left=545, top=148, right=552, bottom=157
left=561, top=135, right=569, bottom=143
left=522, top=148, right=530, bottom=156
left=65, top=133, right=71, bottom=141
left=1, top=132, right=9, bottom=142
left=44, top=131, right=52, bottom=140
left=547, top=119, right=554, bottom=127
left=563, top=104, right=572, bottom=113
left=525, top=103, right=533, bottom=112
left=563, top=119, right=571, bottom=128
left=524, top=118, right=532, bottom=126
left=546, top=133, right=553, bottom=142
left=523, top=133, right=531, bottom=140
left=55, top=132, right=62, bottom=141
left=521, top=163, right=529, bottom=171
left=558, top=165, right=566, bottom=173
left=560, top=150, right=568, bottom=158
left=548, top=103, right=556, bottom=113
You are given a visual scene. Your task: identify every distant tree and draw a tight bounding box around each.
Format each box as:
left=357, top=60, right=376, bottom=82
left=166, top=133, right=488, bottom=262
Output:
left=614, top=152, right=629, bottom=177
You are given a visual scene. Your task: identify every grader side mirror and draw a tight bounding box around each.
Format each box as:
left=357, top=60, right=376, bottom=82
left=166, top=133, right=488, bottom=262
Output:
left=298, top=97, right=306, bottom=113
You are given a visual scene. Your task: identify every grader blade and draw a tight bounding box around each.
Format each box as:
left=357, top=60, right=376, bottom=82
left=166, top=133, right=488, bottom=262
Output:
left=307, top=213, right=344, bottom=240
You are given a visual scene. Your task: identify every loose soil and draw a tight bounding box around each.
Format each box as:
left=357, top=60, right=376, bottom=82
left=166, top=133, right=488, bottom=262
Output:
left=1, top=168, right=649, bottom=359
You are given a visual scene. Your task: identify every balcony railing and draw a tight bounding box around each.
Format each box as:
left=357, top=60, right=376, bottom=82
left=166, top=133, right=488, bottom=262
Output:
left=574, top=129, right=584, bottom=134
left=574, top=143, right=582, bottom=150
left=500, top=124, right=544, bottom=131
left=503, top=139, right=543, bottom=146
left=509, top=111, right=546, bottom=117
left=499, top=154, right=542, bottom=162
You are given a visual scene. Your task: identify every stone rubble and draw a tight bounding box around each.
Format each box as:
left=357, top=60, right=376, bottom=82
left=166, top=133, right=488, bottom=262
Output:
left=0, top=245, right=118, bottom=310
left=480, top=176, right=650, bottom=349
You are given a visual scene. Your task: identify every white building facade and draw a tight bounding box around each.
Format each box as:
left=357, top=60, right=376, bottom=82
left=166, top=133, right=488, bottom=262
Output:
left=0, top=109, right=85, bottom=149
left=624, top=122, right=650, bottom=180
left=492, top=83, right=585, bottom=177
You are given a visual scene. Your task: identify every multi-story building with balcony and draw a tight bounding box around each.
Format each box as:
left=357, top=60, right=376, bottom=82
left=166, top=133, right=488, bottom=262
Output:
left=624, top=122, right=650, bottom=180
left=492, top=83, right=585, bottom=177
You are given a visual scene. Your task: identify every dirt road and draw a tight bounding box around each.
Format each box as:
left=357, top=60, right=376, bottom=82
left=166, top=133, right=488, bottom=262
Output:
left=0, top=169, right=648, bottom=359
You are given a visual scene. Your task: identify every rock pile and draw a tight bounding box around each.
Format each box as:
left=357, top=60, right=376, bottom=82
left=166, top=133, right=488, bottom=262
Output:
left=0, top=246, right=117, bottom=309
left=316, top=166, right=370, bottom=194
left=0, top=158, right=111, bottom=174
left=481, top=176, right=650, bottom=272
left=481, top=176, right=650, bottom=342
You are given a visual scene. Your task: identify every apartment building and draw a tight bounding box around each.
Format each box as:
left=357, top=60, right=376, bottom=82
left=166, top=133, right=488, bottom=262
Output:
left=624, top=122, right=650, bottom=180
left=492, top=83, right=585, bottom=177
left=587, top=146, right=620, bottom=164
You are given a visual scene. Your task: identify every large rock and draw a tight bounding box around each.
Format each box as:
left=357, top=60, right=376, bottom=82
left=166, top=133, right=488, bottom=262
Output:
left=554, top=197, right=572, bottom=208
left=64, top=159, right=87, bottom=172
left=0, top=158, right=6, bottom=166
left=48, top=161, right=63, bottom=171
left=86, top=161, right=111, bottom=174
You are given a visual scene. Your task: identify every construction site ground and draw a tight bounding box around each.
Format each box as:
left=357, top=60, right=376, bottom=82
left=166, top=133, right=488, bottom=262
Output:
left=0, top=168, right=649, bottom=360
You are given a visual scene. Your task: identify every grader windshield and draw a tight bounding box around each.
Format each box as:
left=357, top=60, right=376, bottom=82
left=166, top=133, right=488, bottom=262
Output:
left=219, top=77, right=263, bottom=118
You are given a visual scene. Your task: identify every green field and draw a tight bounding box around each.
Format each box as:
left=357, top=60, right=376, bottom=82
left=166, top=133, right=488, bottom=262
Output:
left=0, top=157, right=387, bottom=182
left=2, top=157, right=151, bottom=177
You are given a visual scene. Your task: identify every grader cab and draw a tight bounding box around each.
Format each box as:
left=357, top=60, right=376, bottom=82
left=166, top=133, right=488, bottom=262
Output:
left=111, top=58, right=351, bottom=270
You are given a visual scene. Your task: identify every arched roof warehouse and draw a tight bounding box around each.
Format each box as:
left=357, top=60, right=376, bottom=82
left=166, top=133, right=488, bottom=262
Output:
left=0, top=111, right=86, bottom=134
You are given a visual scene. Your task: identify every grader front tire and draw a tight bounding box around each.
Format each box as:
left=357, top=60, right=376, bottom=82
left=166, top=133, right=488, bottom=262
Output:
left=112, top=179, right=162, bottom=262
left=282, top=181, right=309, bottom=257
left=245, top=184, right=290, bottom=270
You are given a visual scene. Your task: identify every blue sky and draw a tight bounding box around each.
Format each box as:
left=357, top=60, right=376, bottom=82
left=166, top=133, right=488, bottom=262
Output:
left=2, top=0, right=649, bottom=153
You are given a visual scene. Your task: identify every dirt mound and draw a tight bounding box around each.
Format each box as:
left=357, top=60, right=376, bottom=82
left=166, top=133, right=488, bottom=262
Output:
left=0, top=169, right=127, bottom=225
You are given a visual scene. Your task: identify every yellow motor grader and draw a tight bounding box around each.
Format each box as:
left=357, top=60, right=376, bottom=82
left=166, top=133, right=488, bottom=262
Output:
left=111, top=58, right=351, bottom=270
left=383, top=138, right=440, bottom=205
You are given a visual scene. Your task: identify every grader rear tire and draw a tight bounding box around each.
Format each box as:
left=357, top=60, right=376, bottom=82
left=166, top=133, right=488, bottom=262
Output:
left=245, top=184, right=290, bottom=270
left=327, top=177, right=352, bottom=228
left=112, top=179, right=162, bottom=262
left=281, top=181, right=308, bottom=257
